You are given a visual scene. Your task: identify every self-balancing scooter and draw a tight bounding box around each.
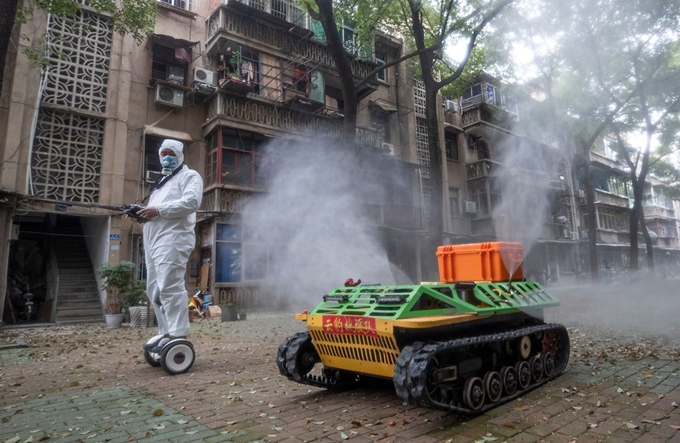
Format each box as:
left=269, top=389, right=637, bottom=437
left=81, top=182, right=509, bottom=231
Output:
left=143, top=335, right=195, bottom=375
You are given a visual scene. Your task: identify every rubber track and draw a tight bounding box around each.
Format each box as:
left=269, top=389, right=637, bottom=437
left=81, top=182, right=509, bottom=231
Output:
left=281, top=331, right=359, bottom=389
left=396, top=323, right=570, bottom=414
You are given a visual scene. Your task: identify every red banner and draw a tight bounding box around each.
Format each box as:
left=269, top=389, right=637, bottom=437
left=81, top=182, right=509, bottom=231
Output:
left=322, top=315, right=378, bottom=338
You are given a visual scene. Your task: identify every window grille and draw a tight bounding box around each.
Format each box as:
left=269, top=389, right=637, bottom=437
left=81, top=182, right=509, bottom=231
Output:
left=31, top=109, right=104, bottom=203
left=42, top=12, right=112, bottom=113
left=414, top=80, right=426, bottom=115
left=31, top=9, right=110, bottom=202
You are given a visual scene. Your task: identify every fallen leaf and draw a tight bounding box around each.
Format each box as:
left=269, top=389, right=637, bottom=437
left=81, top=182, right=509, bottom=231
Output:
left=625, top=422, right=639, bottom=429
left=152, top=423, right=165, bottom=430
left=185, top=431, right=198, bottom=435
left=351, top=421, right=362, bottom=427
left=672, top=402, right=678, bottom=408
left=38, top=436, right=51, bottom=441
left=617, top=388, right=624, bottom=393
left=670, top=425, right=680, bottom=430
left=4, top=437, right=19, bottom=443
left=177, top=419, right=188, bottom=424
left=127, top=436, right=135, bottom=441
left=642, top=420, right=659, bottom=425
left=152, top=409, right=164, bottom=417
left=389, top=420, right=396, bottom=426
left=70, top=382, right=79, bottom=387
left=573, top=406, right=583, bottom=411
left=588, top=424, right=598, bottom=428
left=120, top=411, right=132, bottom=416
left=340, top=432, right=348, bottom=440
left=502, top=423, right=515, bottom=428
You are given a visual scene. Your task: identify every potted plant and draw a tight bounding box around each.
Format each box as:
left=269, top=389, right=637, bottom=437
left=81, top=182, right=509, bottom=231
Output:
left=229, top=50, right=242, bottom=81
left=100, top=261, right=135, bottom=328
left=123, top=280, right=154, bottom=328
left=220, top=300, right=238, bottom=322
left=238, top=308, right=247, bottom=321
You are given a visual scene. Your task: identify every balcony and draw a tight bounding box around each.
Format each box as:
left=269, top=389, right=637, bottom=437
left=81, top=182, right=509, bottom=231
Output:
left=362, top=203, right=424, bottom=230
left=466, top=159, right=562, bottom=190
left=643, top=204, right=675, bottom=219
left=593, top=189, right=631, bottom=209
left=199, top=187, right=262, bottom=215
left=461, top=95, right=518, bottom=131
left=206, top=0, right=380, bottom=92
left=205, top=90, right=384, bottom=150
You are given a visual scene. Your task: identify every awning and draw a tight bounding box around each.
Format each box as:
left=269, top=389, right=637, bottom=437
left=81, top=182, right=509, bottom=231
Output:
left=148, top=34, right=200, bottom=51
left=369, top=98, right=398, bottom=113
left=144, top=126, right=193, bottom=142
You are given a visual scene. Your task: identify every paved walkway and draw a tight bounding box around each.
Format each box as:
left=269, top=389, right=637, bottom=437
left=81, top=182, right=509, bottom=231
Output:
left=1, top=284, right=680, bottom=443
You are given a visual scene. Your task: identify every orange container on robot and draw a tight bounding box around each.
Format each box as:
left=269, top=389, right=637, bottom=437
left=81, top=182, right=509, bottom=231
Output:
left=436, top=242, right=524, bottom=283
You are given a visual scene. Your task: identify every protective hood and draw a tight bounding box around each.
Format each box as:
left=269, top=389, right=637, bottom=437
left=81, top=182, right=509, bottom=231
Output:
left=158, top=139, right=185, bottom=168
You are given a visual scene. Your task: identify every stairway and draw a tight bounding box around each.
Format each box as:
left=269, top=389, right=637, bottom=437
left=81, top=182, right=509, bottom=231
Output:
left=53, top=223, right=104, bottom=324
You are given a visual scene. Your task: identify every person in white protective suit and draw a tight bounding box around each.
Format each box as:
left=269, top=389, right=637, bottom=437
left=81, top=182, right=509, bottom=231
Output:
left=138, top=139, right=203, bottom=353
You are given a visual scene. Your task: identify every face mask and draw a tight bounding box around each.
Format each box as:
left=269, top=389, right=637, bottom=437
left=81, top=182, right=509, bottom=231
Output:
left=161, top=155, right=178, bottom=174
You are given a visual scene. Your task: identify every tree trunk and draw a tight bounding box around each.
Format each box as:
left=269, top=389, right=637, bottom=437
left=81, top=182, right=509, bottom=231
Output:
left=313, top=0, right=358, bottom=145
left=628, top=202, right=641, bottom=269
left=423, top=79, right=444, bottom=279
left=584, top=162, right=599, bottom=281
left=0, top=0, right=19, bottom=95
left=638, top=209, right=654, bottom=271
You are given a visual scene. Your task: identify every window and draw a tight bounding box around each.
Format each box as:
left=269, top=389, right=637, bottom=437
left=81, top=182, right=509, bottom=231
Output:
left=215, top=224, right=242, bottom=283
left=151, top=44, right=189, bottom=86
left=463, top=83, right=482, bottom=100
left=158, top=0, right=191, bottom=11
left=375, top=51, right=387, bottom=82
left=205, top=128, right=267, bottom=187
left=215, top=223, right=278, bottom=283
left=449, top=188, right=460, bottom=217
left=445, top=132, right=459, bottom=161
left=597, top=207, right=629, bottom=231
left=339, top=20, right=373, bottom=60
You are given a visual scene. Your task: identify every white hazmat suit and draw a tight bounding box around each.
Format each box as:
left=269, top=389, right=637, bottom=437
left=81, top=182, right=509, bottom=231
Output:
left=143, top=139, right=203, bottom=341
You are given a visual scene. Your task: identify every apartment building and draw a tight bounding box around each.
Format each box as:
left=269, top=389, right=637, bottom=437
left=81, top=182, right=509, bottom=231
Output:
left=0, top=0, right=427, bottom=324
left=583, top=139, right=680, bottom=270
left=439, top=75, right=581, bottom=282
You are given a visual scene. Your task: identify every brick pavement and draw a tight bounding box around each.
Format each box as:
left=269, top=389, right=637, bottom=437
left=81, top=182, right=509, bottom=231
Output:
left=1, top=306, right=680, bottom=443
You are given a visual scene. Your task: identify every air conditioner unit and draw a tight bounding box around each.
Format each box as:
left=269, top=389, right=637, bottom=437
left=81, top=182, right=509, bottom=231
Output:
left=193, top=67, right=215, bottom=85
left=578, top=189, right=585, bottom=198
left=155, top=83, right=184, bottom=107
left=444, top=99, right=459, bottom=114
left=465, top=200, right=477, bottom=213
left=381, top=142, right=395, bottom=156
left=145, top=170, right=163, bottom=183
left=570, top=231, right=579, bottom=241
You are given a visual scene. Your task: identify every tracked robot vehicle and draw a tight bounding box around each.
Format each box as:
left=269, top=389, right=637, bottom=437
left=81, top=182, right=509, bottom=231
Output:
left=277, top=242, right=570, bottom=414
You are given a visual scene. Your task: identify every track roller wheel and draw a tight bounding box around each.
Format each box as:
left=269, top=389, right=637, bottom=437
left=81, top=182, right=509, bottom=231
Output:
left=515, top=360, right=531, bottom=389
left=529, top=354, right=544, bottom=382
left=463, top=377, right=485, bottom=411
left=543, top=352, right=555, bottom=377
left=519, top=336, right=531, bottom=359
left=484, top=371, right=503, bottom=403
left=500, top=365, right=517, bottom=395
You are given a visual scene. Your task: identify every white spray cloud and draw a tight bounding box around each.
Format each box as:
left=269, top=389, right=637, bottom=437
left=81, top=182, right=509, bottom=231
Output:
left=491, top=137, right=559, bottom=275
left=240, top=140, right=400, bottom=309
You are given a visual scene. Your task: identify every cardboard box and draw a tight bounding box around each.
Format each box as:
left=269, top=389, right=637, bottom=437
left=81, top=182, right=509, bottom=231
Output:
left=208, top=306, right=222, bottom=318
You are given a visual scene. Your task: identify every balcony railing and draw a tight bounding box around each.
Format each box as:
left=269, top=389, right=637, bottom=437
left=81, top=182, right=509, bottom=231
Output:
left=200, top=187, right=259, bottom=214
left=466, top=159, right=559, bottom=189
left=206, top=91, right=383, bottom=149
left=206, top=4, right=379, bottom=80
left=643, top=204, right=675, bottom=219
left=362, top=203, right=423, bottom=230
left=594, top=189, right=631, bottom=208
